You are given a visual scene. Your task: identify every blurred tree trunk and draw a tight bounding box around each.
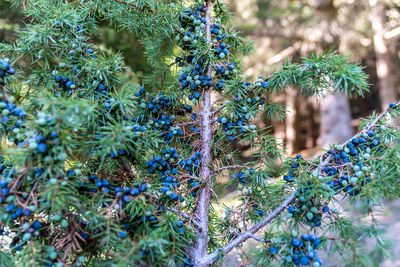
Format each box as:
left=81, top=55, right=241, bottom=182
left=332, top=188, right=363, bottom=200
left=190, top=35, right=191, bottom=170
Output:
left=318, top=93, right=353, bottom=145
left=272, top=95, right=286, bottom=149
left=285, top=88, right=303, bottom=154
left=316, top=0, right=353, bottom=146
left=285, top=88, right=296, bottom=154
left=369, top=0, right=398, bottom=110
left=308, top=99, right=320, bottom=148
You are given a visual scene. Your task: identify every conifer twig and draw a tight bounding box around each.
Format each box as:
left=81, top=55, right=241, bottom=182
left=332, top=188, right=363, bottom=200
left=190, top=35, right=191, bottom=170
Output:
left=213, top=165, right=242, bottom=174
left=113, top=0, right=156, bottom=14
left=167, top=207, right=201, bottom=229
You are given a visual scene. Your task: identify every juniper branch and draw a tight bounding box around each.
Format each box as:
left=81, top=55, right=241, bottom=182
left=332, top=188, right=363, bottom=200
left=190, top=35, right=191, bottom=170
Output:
left=197, top=103, right=399, bottom=266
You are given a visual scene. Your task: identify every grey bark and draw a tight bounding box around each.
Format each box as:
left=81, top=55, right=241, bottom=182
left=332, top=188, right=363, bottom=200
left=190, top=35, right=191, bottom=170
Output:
left=190, top=1, right=214, bottom=266
left=318, top=93, right=353, bottom=145
left=316, top=0, right=354, bottom=146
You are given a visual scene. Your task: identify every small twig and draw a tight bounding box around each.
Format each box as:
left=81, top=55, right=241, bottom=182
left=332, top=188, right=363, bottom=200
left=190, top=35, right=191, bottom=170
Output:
left=210, top=188, right=219, bottom=201
left=175, top=120, right=200, bottom=127
left=249, top=234, right=265, bottom=243
left=171, top=24, right=184, bottom=36
left=312, top=155, right=332, bottom=176
left=228, top=225, right=240, bottom=236
left=211, top=96, right=224, bottom=108
left=167, top=207, right=201, bottom=229
left=211, top=103, right=227, bottom=117
left=113, top=0, right=156, bottom=13
left=9, top=168, right=30, bottom=193
left=212, top=165, right=242, bottom=174
left=241, top=197, right=250, bottom=231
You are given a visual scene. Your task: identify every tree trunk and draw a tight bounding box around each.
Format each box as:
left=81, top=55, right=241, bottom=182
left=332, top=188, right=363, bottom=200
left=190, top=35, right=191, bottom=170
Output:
left=318, top=93, right=353, bottom=145
left=369, top=0, right=398, bottom=110
left=285, top=88, right=297, bottom=154
left=190, top=1, right=214, bottom=266
left=316, top=0, right=354, bottom=146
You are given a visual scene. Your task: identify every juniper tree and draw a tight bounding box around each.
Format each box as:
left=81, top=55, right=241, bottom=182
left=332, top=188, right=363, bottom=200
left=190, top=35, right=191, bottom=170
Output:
left=0, top=0, right=399, bottom=266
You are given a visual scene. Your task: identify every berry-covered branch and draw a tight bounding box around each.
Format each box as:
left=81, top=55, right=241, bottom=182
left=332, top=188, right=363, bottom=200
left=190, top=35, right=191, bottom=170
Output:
left=197, top=102, right=399, bottom=266
left=199, top=193, right=297, bottom=265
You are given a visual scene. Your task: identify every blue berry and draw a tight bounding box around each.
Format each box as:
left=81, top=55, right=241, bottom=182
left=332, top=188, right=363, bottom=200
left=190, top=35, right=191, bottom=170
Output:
left=130, top=188, right=139, bottom=196
left=170, top=192, right=178, bottom=200
left=292, top=238, right=301, bottom=247
left=300, top=256, right=309, bottom=265
left=37, top=143, right=47, bottom=153
left=118, top=231, right=127, bottom=239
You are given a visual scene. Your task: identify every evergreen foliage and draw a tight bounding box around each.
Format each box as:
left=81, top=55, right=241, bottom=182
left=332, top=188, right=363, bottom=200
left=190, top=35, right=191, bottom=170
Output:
left=0, top=0, right=399, bottom=266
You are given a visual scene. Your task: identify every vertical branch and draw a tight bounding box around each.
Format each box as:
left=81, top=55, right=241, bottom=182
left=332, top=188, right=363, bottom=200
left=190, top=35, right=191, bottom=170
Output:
left=191, top=0, right=213, bottom=265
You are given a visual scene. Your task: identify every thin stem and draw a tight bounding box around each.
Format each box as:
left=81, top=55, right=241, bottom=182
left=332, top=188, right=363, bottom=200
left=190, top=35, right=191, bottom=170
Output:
left=241, top=197, right=249, bottom=231
left=212, top=165, right=242, bottom=174
left=167, top=207, right=201, bottom=229
left=249, top=234, right=265, bottom=243
left=176, top=120, right=200, bottom=127
left=211, top=103, right=227, bottom=117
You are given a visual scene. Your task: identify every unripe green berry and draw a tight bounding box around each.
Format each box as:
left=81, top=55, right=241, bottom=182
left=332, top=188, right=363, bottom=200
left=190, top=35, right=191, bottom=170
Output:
left=22, top=222, right=30, bottom=231
left=60, top=219, right=68, bottom=228
left=310, top=207, right=318, bottom=213
left=335, top=145, right=343, bottom=150
left=23, top=233, right=32, bottom=241
left=50, top=251, right=58, bottom=260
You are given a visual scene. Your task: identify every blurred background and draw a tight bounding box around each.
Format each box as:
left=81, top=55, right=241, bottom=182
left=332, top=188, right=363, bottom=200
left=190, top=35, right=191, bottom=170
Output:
left=230, top=0, right=400, bottom=155
left=1, top=0, right=400, bottom=265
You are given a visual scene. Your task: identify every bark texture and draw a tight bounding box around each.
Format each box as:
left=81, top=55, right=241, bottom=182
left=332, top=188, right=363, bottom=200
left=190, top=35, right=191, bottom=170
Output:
left=190, top=1, right=214, bottom=265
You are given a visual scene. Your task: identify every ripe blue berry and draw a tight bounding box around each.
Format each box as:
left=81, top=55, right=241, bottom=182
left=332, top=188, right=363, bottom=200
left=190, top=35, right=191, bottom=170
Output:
left=118, top=231, right=127, bottom=239
left=37, top=143, right=47, bottom=153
